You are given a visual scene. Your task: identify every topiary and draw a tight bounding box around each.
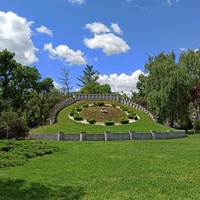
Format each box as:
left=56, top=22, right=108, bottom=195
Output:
left=87, top=118, right=96, bottom=124
left=73, top=114, right=83, bottom=121
left=119, top=118, right=129, bottom=124
left=104, top=120, right=114, bottom=126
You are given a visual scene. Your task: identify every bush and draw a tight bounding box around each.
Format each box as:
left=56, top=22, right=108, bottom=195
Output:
left=104, top=120, right=114, bottom=126
left=112, top=104, right=115, bottom=107
left=0, top=118, right=29, bottom=139
left=69, top=109, right=78, bottom=116
left=75, top=106, right=82, bottom=112
left=73, top=114, right=83, bottom=121
left=128, top=113, right=138, bottom=120
left=193, top=118, right=200, bottom=132
left=97, top=102, right=105, bottom=106
left=87, top=118, right=96, bottom=124
left=82, top=103, right=88, bottom=108
left=119, top=118, right=129, bottom=124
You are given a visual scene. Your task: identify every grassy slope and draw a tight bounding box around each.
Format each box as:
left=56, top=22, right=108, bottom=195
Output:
left=30, top=100, right=177, bottom=134
left=0, top=134, right=200, bottom=199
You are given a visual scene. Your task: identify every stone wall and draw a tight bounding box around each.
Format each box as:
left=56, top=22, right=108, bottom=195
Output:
left=28, top=131, right=185, bottom=141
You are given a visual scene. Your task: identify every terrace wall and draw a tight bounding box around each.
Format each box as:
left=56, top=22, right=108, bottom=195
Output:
left=28, top=131, right=186, bottom=141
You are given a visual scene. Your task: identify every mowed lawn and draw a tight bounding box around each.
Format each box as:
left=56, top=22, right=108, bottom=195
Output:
left=0, top=134, right=200, bottom=199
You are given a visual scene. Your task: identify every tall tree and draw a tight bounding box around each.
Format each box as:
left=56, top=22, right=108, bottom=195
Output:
left=77, top=65, right=100, bottom=94
left=0, top=49, right=18, bottom=101
left=58, top=66, right=73, bottom=97
left=145, top=52, right=190, bottom=127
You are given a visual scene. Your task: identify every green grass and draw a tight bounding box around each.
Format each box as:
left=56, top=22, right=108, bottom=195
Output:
left=0, top=134, right=200, bottom=199
left=30, top=100, right=176, bottom=134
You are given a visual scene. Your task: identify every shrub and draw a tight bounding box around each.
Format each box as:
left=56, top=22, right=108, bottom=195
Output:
left=73, top=114, right=83, bottom=121
left=193, top=118, right=200, bottom=132
left=97, top=102, right=105, bottom=106
left=82, top=103, right=88, bottom=108
left=112, top=104, right=115, bottom=107
left=119, top=118, right=129, bottom=124
left=75, top=106, right=82, bottom=112
left=87, top=118, right=96, bottom=124
left=104, top=120, right=114, bottom=126
left=70, top=109, right=78, bottom=116
left=128, top=113, right=138, bottom=120
left=122, top=106, right=129, bottom=111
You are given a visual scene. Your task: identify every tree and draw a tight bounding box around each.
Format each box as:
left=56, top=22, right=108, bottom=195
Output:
left=0, top=49, right=18, bottom=101
left=77, top=65, right=100, bottom=94
left=145, top=52, right=190, bottom=127
left=58, top=66, right=73, bottom=97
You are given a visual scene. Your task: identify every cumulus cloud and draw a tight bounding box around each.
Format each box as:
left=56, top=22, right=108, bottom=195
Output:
left=84, top=22, right=130, bottom=56
left=111, top=23, right=123, bottom=34
left=43, top=43, right=86, bottom=65
left=0, top=11, right=38, bottom=65
left=98, top=70, right=144, bottom=96
left=36, top=25, right=53, bottom=36
left=53, top=81, right=62, bottom=89
left=68, top=0, right=85, bottom=5
left=85, top=22, right=110, bottom=34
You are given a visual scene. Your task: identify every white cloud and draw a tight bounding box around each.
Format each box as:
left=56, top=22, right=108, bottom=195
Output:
left=53, top=81, right=62, bottom=89
left=43, top=43, right=86, bottom=65
left=0, top=11, right=38, bottom=65
left=36, top=25, right=53, bottom=36
left=84, top=22, right=130, bottom=55
left=84, top=33, right=130, bottom=56
left=111, top=23, right=123, bottom=35
left=85, top=22, right=110, bottom=34
left=98, top=70, right=144, bottom=96
left=180, top=47, right=188, bottom=52
left=68, top=0, right=85, bottom=5
left=161, top=0, right=179, bottom=6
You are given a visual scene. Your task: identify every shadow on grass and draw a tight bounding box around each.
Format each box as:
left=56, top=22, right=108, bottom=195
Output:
left=0, top=178, right=85, bottom=200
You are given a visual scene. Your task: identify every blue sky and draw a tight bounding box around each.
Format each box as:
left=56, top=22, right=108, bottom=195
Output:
left=0, top=0, right=200, bottom=95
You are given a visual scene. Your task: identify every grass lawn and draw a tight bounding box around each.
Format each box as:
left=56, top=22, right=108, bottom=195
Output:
left=30, top=100, right=177, bottom=134
left=0, top=134, right=200, bottom=199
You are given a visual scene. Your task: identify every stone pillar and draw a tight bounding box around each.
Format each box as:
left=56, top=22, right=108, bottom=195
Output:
left=80, top=131, right=86, bottom=141
left=151, top=130, right=157, bottom=139
left=167, top=130, right=173, bottom=138
left=129, top=131, right=135, bottom=140
left=49, top=117, right=56, bottom=125
left=104, top=131, right=110, bottom=141
left=58, top=132, right=64, bottom=141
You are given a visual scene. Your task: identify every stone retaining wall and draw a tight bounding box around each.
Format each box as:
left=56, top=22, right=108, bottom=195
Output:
left=28, top=131, right=185, bottom=141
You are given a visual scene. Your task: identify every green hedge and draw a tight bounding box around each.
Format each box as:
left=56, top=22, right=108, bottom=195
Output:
left=73, top=114, right=83, bottom=121
left=119, top=118, right=129, bottom=124
left=104, top=120, right=115, bottom=126
left=87, top=118, right=96, bottom=124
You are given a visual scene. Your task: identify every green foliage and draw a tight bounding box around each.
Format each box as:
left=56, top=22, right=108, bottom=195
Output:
left=0, top=140, right=59, bottom=168
left=87, top=118, right=96, bottom=124
left=145, top=51, right=191, bottom=126
left=73, top=114, right=83, bottom=121
left=97, top=102, right=105, bottom=106
left=178, top=115, right=193, bottom=132
left=193, top=118, right=200, bottom=131
left=119, top=118, right=129, bottom=124
left=82, top=103, right=88, bottom=108
left=104, top=120, right=115, bottom=126
left=128, top=112, right=138, bottom=120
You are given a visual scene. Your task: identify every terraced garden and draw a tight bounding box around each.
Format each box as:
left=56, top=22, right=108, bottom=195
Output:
left=30, top=100, right=177, bottom=134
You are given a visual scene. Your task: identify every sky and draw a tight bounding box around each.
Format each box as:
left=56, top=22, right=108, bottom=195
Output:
left=0, top=0, right=200, bottom=96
